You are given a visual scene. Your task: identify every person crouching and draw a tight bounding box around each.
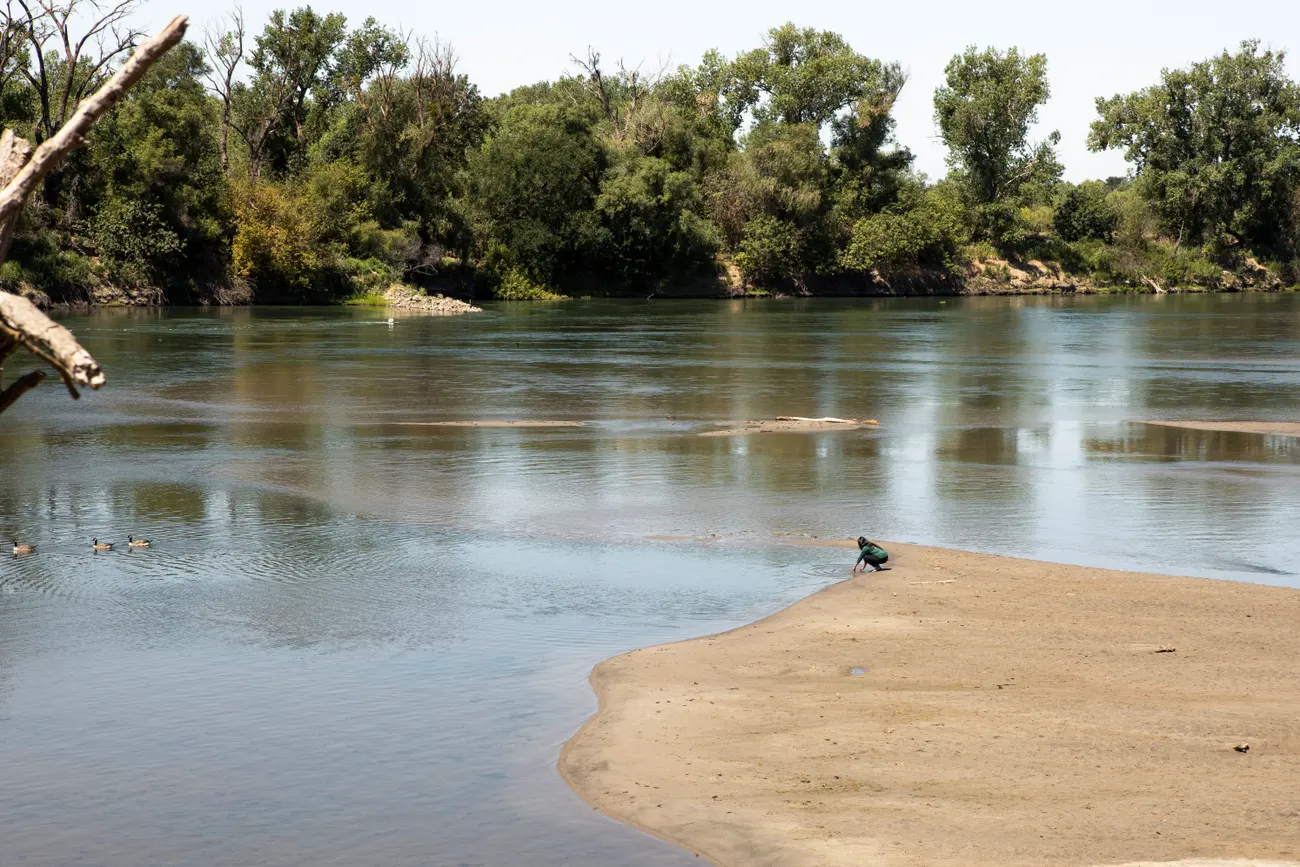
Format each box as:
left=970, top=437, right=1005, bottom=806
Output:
left=853, top=536, right=890, bottom=573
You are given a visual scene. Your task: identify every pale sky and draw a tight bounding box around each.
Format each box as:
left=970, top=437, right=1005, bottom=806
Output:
left=137, top=0, right=1299, bottom=182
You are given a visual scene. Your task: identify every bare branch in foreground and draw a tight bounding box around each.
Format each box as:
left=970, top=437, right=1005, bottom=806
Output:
left=0, top=14, right=188, bottom=417
left=0, top=290, right=103, bottom=397
left=0, top=368, right=45, bottom=414
left=0, top=14, right=187, bottom=256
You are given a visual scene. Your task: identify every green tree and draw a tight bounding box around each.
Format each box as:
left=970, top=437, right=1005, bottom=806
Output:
left=660, top=49, right=748, bottom=139
left=708, top=122, right=828, bottom=284
left=590, top=156, right=718, bottom=284
left=84, top=41, right=228, bottom=290
left=840, top=178, right=967, bottom=273
left=934, top=46, right=1061, bottom=246
left=1089, top=40, right=1300, bottom=256
left=464, top=101, right=605, bottom=284
left=826, top=76, right=914, bottom=242
left=230, top=6, right=348, bottom=178
left=734, top=214, right=799, bottom=284
left=731, top=24, right=904, bottom=131
left=342, top=38, right=490, bottom=248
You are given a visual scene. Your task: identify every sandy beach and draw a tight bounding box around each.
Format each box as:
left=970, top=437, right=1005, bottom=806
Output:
left=561, top=542, right=1300, bottom=867
left=1138, top=421, right=1300, bottom=438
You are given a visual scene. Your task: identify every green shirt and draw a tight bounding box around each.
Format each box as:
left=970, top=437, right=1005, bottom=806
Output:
left=856, top=543, right=887, bottom=563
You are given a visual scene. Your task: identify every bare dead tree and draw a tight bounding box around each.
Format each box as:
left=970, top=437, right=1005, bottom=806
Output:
left=570, top=49, right=669, bottom=151
left=13, top=0, right=145, bottom=142
left=0, top=15, right=187, bottom=418
left=0, top=1, right=30, bottom=98
left=570, top=48, right=611, bottom=123
left=617, top=57, right=670, bottom=153
left=408, top=37, right=471, bottom=138
left=202, top=8, right=243, bottom=176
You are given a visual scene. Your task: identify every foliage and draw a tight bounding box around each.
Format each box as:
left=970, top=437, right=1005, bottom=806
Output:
left=841, top=181, right=967, bottom=273
left=88, top=199, right=183, bottom=273
left=82, top=42, right=228, bottom=283
left=734, top=215, right=800, bottom=284
left=343, top=286, right=393, bottom=306
left=591, top=156, right=718, bottom=283
left=934, top=46, right=1062, bottom=248
left=1089, top=40, right=1300, bottom=258
left=233, top=6, right=348, bottom=177
left=465, top=101, right=605, bottom=284
left=0, top=7, right=1297, bottom=301
left=1053, top=181, right=1117, bottom=242
left=230, top=178, right=331, bottom=292
left=730, top=23, right=906, bottom=130
left=491, top=269, right=564, bottom=300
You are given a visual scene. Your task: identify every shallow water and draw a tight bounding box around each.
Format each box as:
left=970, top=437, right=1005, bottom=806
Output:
left=2, top=296, right=1299, bottom=865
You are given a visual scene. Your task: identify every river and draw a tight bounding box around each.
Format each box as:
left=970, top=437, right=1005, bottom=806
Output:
left=2, top=295, right=1298, bottom=865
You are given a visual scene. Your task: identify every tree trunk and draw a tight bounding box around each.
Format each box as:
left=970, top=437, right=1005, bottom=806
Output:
left=219, top=101, right=231, bottom=175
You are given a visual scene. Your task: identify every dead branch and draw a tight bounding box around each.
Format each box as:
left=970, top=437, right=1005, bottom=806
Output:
left=775, top=416, right=862, bottom=424
left=0, top=127, right=32, bottom=185
left=0, top=290, right=102, bottom=397
left=0, top=368, right=44, bottom=413
left=203, top=8, right=243, bottom=175
left=17, top=0, right=145, bottom=141
left=571, top=48, right=611, bottom=122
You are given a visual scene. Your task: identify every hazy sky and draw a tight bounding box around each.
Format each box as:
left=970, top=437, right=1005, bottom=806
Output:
left=137, top=0, right=1298, bottom=181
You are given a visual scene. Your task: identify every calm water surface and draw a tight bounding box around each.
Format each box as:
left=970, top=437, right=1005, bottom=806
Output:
left=2, top=296, right=1299, bottom=865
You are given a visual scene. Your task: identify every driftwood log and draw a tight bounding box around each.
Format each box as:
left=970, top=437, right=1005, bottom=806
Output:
left=0, top=15, right=187, bottom=418
left=775, top=416, right=867, bottom=424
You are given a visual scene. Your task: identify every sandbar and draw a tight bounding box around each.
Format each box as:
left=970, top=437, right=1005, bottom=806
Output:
left=701, top=418, right=880, bottom=437
left=393, top=420, right=583, bottom=428
left=1138, top=420, right=1300, bottom=438
left=561, top=542, right=1300, bottom=867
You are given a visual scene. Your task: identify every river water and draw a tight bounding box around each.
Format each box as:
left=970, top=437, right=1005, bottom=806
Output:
left=2, top=296, right=1298, bottom=866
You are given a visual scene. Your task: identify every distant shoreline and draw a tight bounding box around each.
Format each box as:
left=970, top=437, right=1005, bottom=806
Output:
left=561, top=540, right=1300, bottom=867
left=30, top=282, right=1299, bottom=310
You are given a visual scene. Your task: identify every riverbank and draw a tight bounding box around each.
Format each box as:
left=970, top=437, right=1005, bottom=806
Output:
left=14, top=265, right=1298, bottom=309
left=561, top=541, right=1300, bottom=867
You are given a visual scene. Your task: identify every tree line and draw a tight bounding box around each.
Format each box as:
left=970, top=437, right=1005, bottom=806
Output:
left=1, top=2, right=1298, bottom=303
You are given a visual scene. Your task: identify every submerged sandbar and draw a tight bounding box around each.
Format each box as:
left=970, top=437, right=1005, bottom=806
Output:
left=1138, top=420, right=1300, bottom=438
left=561, top=542, right=1300, bottom=867
left=700, top=417, right=880, bottom=437
left=393, top=420, right=584, bottom=428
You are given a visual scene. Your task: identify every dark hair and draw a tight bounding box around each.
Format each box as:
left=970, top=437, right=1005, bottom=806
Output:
left=857, top=536, right=867, bottom=547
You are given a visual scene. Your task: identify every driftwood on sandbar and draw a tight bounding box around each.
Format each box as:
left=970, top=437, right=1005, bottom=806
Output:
left=0, top=15, right=188, bottom=418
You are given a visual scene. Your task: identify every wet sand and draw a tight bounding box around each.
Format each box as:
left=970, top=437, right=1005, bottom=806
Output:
left=1138, top=420, right=1300, bottom=438
left=700, top=418, right=880, bottom=437
left=561, top=542, right=1300, bottom=867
